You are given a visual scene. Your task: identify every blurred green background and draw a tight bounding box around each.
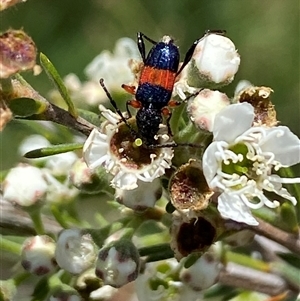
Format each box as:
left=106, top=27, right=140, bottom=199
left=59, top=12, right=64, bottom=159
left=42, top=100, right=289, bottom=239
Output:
left=1, top=0, right=299, bottom=170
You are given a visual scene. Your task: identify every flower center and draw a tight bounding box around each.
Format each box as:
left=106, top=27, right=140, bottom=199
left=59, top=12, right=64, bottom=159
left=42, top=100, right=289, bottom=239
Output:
left=222, top=143, right=252, bottom=177
left=110, top=119, right=160, bottom=169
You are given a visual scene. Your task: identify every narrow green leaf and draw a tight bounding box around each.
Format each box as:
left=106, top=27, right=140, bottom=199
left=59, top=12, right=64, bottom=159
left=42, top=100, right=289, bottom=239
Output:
left=204, top=284, right=239, bottom=300
left=78, top=108, right=101, bottom=126
left=280, top=202, right=298, bottom=233
left=24, top=143, right=83, bottom=158
left=31, top=277, right=49, bottom=301
left=276, top=252, right=300, bottom=269
left=40, top=52, right=77, bottom=118
left=271, top=261, right=300, bottom=287
left=8, top=97, right=47, bottom=117
left=278, top=167, right=300, bottom=223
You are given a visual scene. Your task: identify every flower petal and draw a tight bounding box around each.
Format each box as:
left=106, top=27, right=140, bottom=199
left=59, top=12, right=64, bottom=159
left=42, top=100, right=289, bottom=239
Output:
left=202, top=142, right=220, bottom=185
left=83, top=129, right=109, bottom=169
left=111, top=171, right=138, bottom=190
left=213, top=103, right=254, bottom=143
left=259, top=126, right=300, bottom=166
left=218, top=193, right=259, bottom=226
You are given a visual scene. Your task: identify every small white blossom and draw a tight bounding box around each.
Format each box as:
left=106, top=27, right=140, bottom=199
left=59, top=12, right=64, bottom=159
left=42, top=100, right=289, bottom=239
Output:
left=3, top=164, right=48, bottom=207
left=187, top=89, right=230, bottom=132
left=55, top=229, right=97, bottom=275
left=21, top=235, right=57, bottom=275
left=83, top=105, right=173, bottom=190
left=203, top=102, right=300, bottom=226
left=64, top=38, right=140, bottom=106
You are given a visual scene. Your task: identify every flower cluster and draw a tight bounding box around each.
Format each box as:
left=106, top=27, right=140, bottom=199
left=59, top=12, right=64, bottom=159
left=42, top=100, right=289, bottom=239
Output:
left=82, top=32, right=300, bottom=228
left=1, top=28, right=300, bottom=301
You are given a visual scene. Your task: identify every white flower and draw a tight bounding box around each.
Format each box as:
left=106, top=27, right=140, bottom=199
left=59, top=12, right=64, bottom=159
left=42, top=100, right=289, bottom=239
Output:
left=64, top=38, right=140, bottom=106
left=55, top=229, right=97, bottom=274
left=3, top=164, right=48, bottom=207
left=187, top=89, right=230, bottom=132
left=83, top=105, right=173, bottom=190
left=203, top=102, right=300, bottom=226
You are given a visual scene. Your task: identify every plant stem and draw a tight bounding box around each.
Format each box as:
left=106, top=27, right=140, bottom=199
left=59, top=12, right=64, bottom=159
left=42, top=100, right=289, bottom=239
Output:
left=28, top=209, right=45, bottom=235
left=0, top=235, right=21, bottom=255
left=247, top=218, right=300, bottom=254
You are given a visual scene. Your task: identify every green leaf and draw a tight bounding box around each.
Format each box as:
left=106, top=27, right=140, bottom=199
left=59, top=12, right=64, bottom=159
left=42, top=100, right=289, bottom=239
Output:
left=40, top=52, right=77, bottom=118
left=271, top=261, right=300, bottom=287
left=24, top=143, right=83, bottom=158
left=204, top=284, right=239, bottom=300
left=280, top=202, right=298, bottom=233
left=31, top=276, right=49, bottom=301
left=8, top=97, right=47, bottom=117
left=184, top=253, right=201, bottom=268
left=276, top=252, right=300, bottom=268
left=78, top=108, right=101, bottom=126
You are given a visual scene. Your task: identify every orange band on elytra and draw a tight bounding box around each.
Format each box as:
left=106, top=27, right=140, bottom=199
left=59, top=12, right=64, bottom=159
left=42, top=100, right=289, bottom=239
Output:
left=139, top=66, right=176, bottom=91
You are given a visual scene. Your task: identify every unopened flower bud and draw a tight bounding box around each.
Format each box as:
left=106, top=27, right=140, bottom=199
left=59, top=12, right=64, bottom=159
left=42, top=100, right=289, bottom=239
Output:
left=95, top=239, right=140, bottom=288
left=3, top=164, right=47, bottom=207
left=21, top=235, right=57, bottom=275
left=187, top=89, right=230, bottom=132
left=0, top=30, right=37, bottom=78
left=115, top=178, right=162, bottom=211
left=187, top=33, right=240, bottom=89
left=180, top=252, right=223, bottom=290
left=55, top=229, right=97, bottom=275
left=69, top=158, right=109, bottom=194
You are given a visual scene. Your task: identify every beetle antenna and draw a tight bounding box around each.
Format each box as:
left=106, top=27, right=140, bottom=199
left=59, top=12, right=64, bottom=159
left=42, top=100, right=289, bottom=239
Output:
left=99, top=79, right=138, bottom=138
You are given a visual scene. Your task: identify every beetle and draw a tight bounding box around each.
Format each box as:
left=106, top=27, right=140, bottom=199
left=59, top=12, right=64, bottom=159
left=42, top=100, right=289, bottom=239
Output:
left=100, top=30, right=225, bottom=147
